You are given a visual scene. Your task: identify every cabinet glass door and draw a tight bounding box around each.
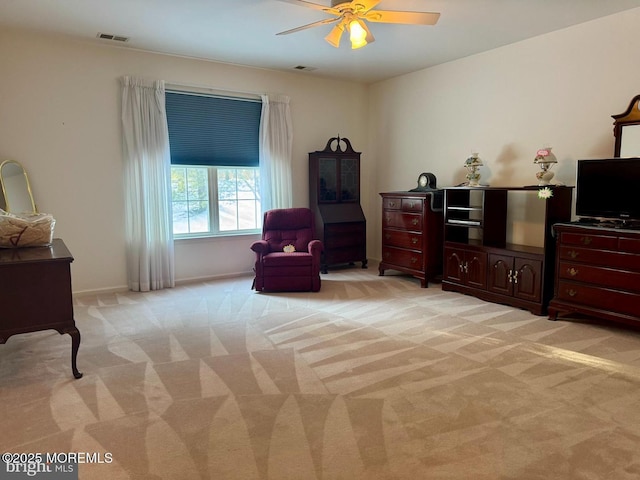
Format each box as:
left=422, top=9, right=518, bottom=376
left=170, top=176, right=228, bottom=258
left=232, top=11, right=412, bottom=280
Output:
left=340, top=158, right=359, bottom=202
left=318, top=158, right=337, bottom=202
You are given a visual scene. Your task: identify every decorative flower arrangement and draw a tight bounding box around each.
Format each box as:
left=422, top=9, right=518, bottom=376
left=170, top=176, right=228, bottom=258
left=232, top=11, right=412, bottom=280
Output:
left=537, top=187, right=553, bottom=199
left=283, top=244, right=296, bottom=253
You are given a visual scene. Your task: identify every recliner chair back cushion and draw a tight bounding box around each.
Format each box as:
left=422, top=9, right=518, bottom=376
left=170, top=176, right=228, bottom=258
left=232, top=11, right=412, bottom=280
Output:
left=263, top=208, right=314, bottom=253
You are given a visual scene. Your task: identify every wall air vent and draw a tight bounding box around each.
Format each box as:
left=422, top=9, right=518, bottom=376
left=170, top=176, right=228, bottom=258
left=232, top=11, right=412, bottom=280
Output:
left=97, top=33, right=130, bottom=42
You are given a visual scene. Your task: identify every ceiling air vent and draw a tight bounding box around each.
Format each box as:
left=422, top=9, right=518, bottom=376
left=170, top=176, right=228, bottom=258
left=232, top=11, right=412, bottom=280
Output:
left=97, top=33, right=130, bottom=42
left=292, top=65, right=316, bottom=71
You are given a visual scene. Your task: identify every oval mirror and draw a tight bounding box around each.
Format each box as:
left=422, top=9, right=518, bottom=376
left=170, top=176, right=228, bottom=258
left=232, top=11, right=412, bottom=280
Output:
left=0, top=160, right=37, bottom=214
left=612, top=95, right=640, bottom=157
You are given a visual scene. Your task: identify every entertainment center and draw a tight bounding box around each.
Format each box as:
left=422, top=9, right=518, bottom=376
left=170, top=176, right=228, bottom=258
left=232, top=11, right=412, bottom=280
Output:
left=441, top=185, right=573, bottom=315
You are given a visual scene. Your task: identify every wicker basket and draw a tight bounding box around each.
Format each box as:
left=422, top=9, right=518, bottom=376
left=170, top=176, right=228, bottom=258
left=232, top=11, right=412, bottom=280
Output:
left=0, top=210, right=55, bottom=248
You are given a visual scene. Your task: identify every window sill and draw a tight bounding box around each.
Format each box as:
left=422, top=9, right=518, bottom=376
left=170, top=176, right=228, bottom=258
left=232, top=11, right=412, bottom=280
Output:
left=174, top=231, right=261, bottom=243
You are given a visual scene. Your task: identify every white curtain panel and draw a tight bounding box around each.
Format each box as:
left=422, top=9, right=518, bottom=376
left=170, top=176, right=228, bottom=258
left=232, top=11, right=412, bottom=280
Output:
left=120, top=76, right=175, bottom=291
left=259, top=94, right=293, bottom=211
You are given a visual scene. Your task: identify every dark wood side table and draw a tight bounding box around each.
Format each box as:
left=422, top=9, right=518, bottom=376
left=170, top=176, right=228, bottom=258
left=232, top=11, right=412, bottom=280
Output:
left=0, top=238, right=82, bottom=378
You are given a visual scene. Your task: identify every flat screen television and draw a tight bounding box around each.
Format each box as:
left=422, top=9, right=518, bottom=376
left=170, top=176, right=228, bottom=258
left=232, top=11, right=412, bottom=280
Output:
left=576, top=158, right=640, bottom=223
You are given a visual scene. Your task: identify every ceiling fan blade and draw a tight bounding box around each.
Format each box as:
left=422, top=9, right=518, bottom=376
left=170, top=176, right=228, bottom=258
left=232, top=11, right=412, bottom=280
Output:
left=324, top=23, right=345, bottom=48
left=276, top=17, right=339, bottom=36
left=364, top=10, right=440, bottom=25
left=276, top=0, right=341, bottom=15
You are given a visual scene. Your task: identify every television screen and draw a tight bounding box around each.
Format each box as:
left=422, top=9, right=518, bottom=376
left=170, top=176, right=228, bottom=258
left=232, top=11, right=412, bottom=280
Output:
left=576, top=158, right=640, bottom=222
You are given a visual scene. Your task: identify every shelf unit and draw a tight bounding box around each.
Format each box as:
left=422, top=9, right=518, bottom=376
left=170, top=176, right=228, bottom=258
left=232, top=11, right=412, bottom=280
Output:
left=442, top=186, right=573, bottom=315
left=444, top=188, right=507, bottom=246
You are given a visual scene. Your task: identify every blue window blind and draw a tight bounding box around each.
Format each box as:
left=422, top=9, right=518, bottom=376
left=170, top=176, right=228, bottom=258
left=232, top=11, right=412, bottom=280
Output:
left=165, top=91, right=261, bottom=167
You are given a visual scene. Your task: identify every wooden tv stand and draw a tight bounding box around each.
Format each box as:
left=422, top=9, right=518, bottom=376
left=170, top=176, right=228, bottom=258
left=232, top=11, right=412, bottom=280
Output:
left=0, top=238, right=82, bottom=378
left=442, top=186, right=573, bottom=315
left=548, top=222, right=640, bottom=327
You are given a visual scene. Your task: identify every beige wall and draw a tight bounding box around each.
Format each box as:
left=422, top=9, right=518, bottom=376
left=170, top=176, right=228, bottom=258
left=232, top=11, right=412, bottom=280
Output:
left=368, top=7, right=640, bottom=254
left=2, top=7, right=639, bottom=293
left=0, top=29, right=369, bottom=293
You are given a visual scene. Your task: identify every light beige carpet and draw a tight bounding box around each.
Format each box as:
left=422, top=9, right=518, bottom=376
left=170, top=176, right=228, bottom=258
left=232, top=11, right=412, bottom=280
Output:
left=2, top=264, right=640, bottom=479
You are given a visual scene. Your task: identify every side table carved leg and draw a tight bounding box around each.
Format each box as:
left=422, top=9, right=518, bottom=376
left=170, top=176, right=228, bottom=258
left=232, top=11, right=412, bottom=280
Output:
left=66, top=327, right=83, bottom=379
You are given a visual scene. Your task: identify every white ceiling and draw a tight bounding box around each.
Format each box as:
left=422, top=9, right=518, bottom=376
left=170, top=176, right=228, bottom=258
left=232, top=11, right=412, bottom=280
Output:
left=2, top=0, right=640, bottom=84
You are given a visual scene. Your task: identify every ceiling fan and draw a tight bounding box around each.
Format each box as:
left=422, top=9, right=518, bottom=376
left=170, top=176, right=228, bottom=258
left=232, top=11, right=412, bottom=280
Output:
left=276, top=0, right=440, bottom=49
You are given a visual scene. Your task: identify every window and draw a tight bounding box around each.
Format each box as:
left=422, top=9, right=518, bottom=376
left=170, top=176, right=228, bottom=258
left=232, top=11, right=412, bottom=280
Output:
left=170, top=166, right=260, bottom=235
left=165, top=90, right=262, bottom=237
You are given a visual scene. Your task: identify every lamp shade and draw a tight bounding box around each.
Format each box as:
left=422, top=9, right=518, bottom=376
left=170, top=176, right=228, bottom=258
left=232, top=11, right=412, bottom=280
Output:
left=325, top=24, right=344, bottom=48
left=346, top=18, right=374, bottom=49
left=534, top=147, right=557, bottom=164
left=465, top=152, right=483, bottom=167
left=349, top=20, right=367, bottom=48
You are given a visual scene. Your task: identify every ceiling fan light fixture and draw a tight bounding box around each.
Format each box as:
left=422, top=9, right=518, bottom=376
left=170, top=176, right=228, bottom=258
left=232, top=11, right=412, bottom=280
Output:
left=276, top=0, right=434, bottom=49
left=325, top=23, right=344, bottom=48
left=348, top=19, right=368, bottom=49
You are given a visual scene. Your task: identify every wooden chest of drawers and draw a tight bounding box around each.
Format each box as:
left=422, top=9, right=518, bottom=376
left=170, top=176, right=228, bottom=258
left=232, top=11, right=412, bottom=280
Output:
left=548, top=223, right=640, bottom=326
left=379, top=191, right=443, bottom=287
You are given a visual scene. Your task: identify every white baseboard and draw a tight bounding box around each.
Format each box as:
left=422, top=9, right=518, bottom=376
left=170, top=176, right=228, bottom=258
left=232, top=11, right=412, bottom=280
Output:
left=72, top=271, right=254, bottom=297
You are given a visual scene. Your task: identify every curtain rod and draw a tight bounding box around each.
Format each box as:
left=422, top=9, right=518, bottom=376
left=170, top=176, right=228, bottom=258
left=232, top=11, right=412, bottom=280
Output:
left=165, top=80, right=263, bottom=100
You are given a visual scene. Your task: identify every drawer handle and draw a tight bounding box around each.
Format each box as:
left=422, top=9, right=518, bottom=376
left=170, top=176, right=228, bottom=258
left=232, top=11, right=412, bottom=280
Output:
left=389, top=201, right=396, bottom=208
left=567, top=267, right=578, bottom=277
left=568, top=250, right=579, bottom=259
left=385, top=233, right=391, bottom=240
left=411, top=237, right=418, bottom=244
left=580, top=236, right=592, bottom=246
left=411, top=257, right=418, bottom=264
left=567, top=289, right=577, bottom=297
left=384, top=252, right=390, bottom=258
left=408, top=201, right=415, bottom=208
left=411, top=218, right=419, bottom=226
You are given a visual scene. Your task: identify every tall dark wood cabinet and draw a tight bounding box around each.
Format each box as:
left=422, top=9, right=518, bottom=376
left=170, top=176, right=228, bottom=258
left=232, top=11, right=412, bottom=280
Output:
left=309, top=137, right=367, bottom=273
left=379, top=191, right=443, bottom=287
left=442, top=186, right=573, bottom=315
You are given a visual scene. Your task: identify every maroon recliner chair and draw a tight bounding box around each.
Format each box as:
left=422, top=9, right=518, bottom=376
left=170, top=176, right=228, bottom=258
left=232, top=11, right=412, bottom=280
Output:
left=250, top=208, right=323, bottom=292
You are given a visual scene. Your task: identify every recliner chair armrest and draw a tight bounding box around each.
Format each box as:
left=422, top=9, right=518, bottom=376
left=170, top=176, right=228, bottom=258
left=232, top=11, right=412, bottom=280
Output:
left=308, top=239, right=323, bottom=257
left=250, top=240, right=270, bottom=255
